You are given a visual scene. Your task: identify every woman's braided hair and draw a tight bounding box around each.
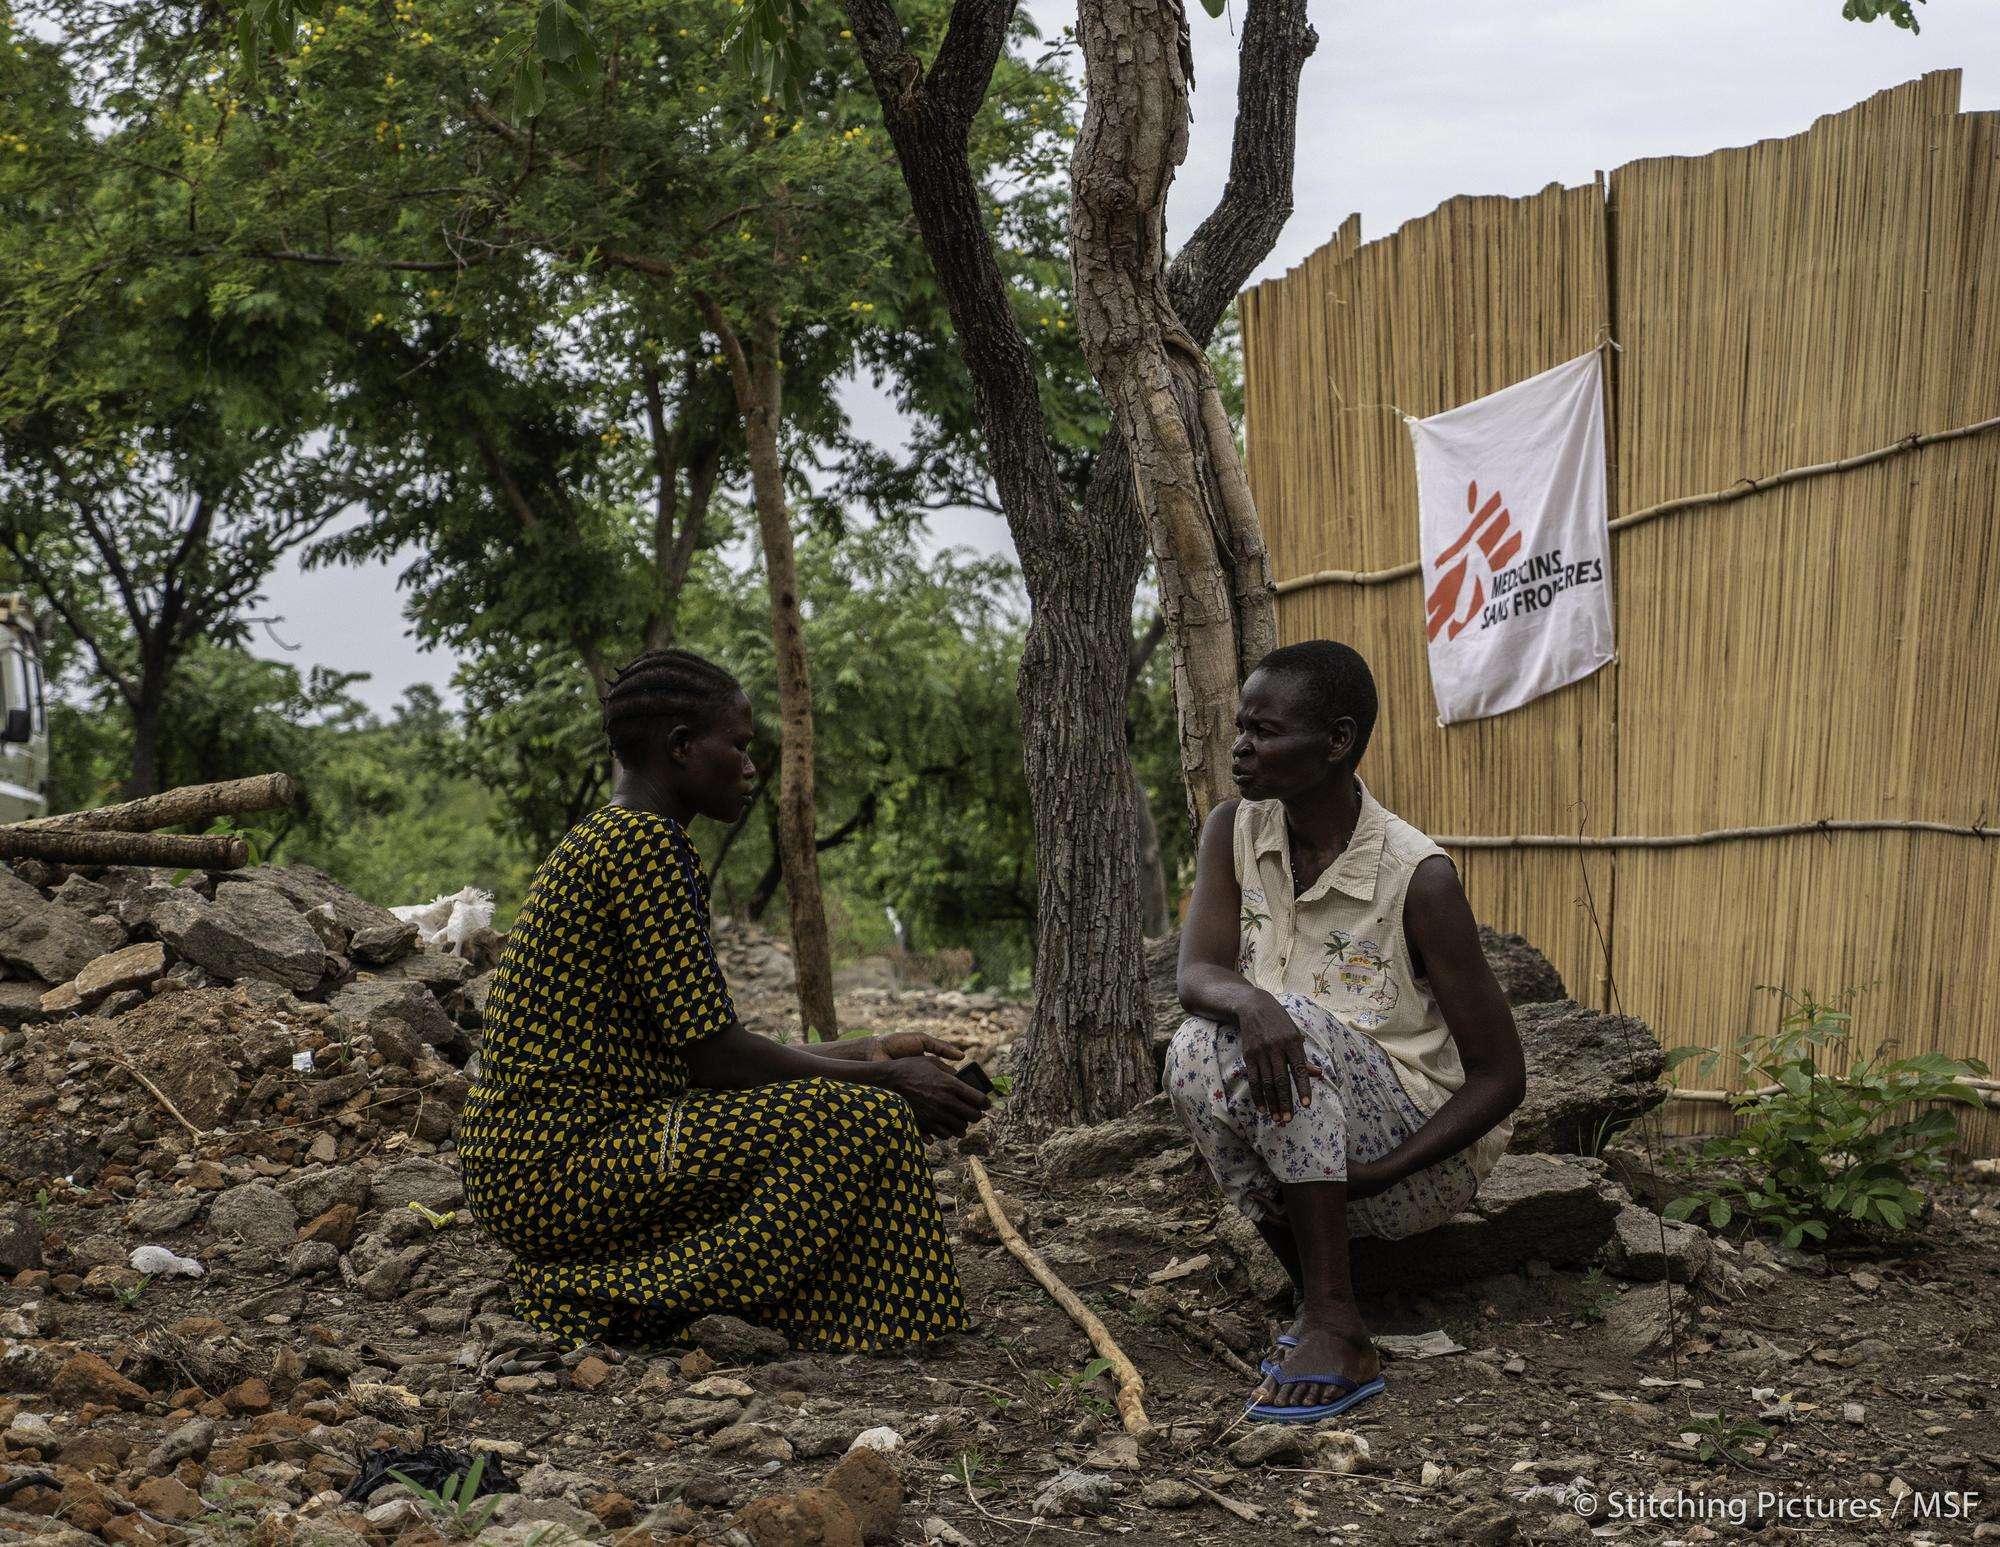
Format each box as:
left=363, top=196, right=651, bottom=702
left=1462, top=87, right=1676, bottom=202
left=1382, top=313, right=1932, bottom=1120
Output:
left=600, top=649, right=741, bottom=762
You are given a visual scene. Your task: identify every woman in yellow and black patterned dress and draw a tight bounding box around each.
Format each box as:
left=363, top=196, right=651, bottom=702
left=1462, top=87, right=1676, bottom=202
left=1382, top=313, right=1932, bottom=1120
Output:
left=457, top=650, right=990, bottom=1352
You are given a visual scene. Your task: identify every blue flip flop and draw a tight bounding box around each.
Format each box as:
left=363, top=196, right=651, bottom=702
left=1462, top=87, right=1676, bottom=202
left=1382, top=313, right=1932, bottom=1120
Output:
left=1257, top=1333, right=1299, bottom=1380
left=1245, top=1372, right=1386, bottom=1424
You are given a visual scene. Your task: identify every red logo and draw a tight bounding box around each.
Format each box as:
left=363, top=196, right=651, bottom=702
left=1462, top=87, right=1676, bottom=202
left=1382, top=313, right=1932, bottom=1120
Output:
left=1426, top=480, right=1524, bottom=642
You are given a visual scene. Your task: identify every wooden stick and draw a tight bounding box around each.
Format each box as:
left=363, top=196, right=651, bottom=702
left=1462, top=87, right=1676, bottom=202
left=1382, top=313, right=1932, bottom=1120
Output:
left=22, top=773, right=298, bottom=834
left=1112, top=1284, right=1259, bottom=1379
left=104, top=1055, right=207, bottom=1140
left=1430, top=817, right=1996, bottom=852
left=966, top=1155, right=1150, bottom=1436
left=0, top=827, right=247, bottom=869
left=1670, top=1079, right=2000, bottom=1108
left=1274, top=412, right=2000, bottom=595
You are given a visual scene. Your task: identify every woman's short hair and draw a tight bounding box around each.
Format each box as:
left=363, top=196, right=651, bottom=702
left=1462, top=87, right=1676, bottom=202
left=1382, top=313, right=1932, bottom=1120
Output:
left=1254, top=640, right=1379, bottom=764
left=600, top=649, right=740, bottom=762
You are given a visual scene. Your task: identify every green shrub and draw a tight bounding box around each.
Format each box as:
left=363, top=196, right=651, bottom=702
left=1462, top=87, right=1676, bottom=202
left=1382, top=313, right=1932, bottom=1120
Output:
left=1662, top=983, right=1987, bottom=1250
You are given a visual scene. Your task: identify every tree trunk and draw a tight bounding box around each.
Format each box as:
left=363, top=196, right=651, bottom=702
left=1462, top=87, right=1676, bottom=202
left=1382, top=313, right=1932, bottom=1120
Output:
left=841, top=0, right=1155, bottom=1131
left=1129, top=756, right=1170, bottom=937
left=1070, top=0, right=1291, bottom=836
left=838, top=0, right=1314, bottom=1127
left=703, top=299, right=840, bottom=1041
left=127, top=671, right=166, bottom=799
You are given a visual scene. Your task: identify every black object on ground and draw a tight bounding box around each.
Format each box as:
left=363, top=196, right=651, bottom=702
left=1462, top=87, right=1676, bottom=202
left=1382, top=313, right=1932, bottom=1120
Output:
left=341, top=1443, right=517, bottom=1504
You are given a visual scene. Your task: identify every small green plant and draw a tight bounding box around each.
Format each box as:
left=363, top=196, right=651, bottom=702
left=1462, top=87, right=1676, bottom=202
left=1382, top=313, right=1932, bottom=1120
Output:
left=32, top=1187, right=54, bottom=1230
left=387, top=1453, right=501, bottom=1538
left=1681, top=1414, right=1775, bottom=1466
left=988, top=1072, right=1014, bottom=1098
left=1576, top=1266, right=1617, bottom=1324
left=1663, top=983, right=1987, bottom=1249
left=949, top=1447, right=988, bottom=1492
left=114, top=1272, right=153, bottom=1309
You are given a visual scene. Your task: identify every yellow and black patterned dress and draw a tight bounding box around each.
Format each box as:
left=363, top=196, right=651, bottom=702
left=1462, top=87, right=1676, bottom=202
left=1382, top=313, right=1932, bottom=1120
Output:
left=457, top=805, right=969, bottom=1351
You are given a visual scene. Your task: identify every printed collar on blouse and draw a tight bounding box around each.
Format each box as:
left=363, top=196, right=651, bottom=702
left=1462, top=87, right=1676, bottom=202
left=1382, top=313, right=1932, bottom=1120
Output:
left=1248, top=776, right=1389, bottom=906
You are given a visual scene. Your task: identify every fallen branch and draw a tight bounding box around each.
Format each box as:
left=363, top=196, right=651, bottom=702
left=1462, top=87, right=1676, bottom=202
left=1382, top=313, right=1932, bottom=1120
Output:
left=1431, top=816, right=1996, bottom=852
left=1670, top=1078, right=2000, bottom=1109
left=1112, top=1283, right=1259, bottom=1379
left=966, top=1155, right=1150, bottom=1436
left=1182, top=1475, right=1263, bottom=1521
left=22, top=773, right=298, bottom=834
left=104, top=1054, right=207, bottom=1140
left=0, top=827, right=247, bottom=869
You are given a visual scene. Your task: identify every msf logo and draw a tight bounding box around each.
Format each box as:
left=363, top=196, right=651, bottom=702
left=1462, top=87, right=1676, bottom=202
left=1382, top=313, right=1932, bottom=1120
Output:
left=1426, top=480, right=1523, bottom=642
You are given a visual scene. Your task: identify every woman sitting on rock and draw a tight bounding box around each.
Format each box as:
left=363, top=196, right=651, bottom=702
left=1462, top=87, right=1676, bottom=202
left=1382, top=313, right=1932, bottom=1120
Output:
left=458, top=649, right=988, bottom=1352
left=1168, top=640, right=1525, bottom=1423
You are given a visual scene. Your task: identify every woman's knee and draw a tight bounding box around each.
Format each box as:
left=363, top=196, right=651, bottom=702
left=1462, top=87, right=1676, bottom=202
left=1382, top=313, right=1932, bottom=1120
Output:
left=1165, top=1016, right=1217, bottom=1088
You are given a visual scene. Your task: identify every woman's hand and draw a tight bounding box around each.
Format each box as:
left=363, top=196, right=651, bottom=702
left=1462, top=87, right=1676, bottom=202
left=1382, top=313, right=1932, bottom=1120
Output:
left=1345, top=1158, right=1396, bottom=1200
left=1236, top=991, right=1319, bottom=1123
left=820, top=1031, right=962, bottom=1064
left=873, top=1054, right=990, bottom=1139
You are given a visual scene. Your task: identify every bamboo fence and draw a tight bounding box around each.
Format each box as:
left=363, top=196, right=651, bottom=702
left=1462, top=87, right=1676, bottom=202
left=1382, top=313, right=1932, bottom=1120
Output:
left=1239, top=73, right=2000, bottom=1153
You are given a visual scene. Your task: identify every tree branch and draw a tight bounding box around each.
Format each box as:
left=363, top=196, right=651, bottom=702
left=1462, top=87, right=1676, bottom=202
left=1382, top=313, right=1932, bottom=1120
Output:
left=1164, top=0, right=1317, bottom=346
left=927, top=0, right=1019, bottom=133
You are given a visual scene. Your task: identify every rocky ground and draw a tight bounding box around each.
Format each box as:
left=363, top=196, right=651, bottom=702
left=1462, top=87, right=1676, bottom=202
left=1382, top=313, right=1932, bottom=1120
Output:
left=0, top=864, right=1993, bottom=1545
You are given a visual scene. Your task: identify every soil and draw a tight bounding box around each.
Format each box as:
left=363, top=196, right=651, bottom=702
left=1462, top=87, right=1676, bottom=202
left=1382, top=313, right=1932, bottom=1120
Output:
left=2, top=953, right=1996, bottom=1545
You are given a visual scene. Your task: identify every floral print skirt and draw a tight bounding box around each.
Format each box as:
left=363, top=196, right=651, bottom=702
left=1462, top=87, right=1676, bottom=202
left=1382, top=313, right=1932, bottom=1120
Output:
left=1165, top=992, right=1478, bottom=1239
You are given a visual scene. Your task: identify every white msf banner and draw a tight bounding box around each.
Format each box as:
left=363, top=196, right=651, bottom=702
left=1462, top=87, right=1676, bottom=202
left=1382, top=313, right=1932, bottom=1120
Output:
left=1406, top=351, right=1614, bottom=725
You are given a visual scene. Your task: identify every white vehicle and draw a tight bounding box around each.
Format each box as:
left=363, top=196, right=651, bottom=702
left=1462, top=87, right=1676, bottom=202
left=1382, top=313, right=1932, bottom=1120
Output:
left=0, top=594, right=49, bottom=822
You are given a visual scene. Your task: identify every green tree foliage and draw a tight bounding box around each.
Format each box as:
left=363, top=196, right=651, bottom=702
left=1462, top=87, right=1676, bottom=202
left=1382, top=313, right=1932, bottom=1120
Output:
left=0, top=19, right=360, bottom=793
left=1841, top=0, right=1925, bottom=31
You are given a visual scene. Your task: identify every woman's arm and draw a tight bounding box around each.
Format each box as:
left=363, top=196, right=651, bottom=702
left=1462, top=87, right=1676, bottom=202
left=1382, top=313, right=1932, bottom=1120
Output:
left=1177, top=801, right=1318, bottom=1123
left=1349, top=855, right=1525, bottom=1195
left=1176, top=800, right=1252, bottom=1022
left=682, top=1023, right=990, bottom=1138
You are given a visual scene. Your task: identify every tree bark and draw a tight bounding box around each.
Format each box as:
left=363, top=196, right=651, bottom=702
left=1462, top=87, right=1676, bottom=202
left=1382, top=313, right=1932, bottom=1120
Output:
left=1070, top=0, right=1311, bottom=836
left=841, top=0, right=1154, bottom=1133
left=127, top=671, right=166, bottom=799
left=0, top=826, right=247, bottom=869
left=702, top=298, right=840, bottom=1041
left=28, top=773, right=297, bottom=831
left=1128, top=611, right=1168, bottom=939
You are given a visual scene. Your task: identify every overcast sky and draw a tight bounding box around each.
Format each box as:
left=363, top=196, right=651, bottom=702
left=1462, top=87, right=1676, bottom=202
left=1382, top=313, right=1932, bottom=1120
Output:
left=259, top=0, right=2000, bottom=713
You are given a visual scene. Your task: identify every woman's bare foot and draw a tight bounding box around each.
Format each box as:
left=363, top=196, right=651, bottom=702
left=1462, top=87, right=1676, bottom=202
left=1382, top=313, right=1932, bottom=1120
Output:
left=1249, top=1320, right=1380, bottom=1410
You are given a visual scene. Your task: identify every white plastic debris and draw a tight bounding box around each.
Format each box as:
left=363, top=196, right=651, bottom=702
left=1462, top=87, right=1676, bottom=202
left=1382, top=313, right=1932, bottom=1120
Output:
left=848, top=1426, right=904, bottom=1454
left=391, top=886, right=496, bottom=955
left=129, top=1245, right=204, bottom=1278
left=291, top=1049, right=315, bottom=1073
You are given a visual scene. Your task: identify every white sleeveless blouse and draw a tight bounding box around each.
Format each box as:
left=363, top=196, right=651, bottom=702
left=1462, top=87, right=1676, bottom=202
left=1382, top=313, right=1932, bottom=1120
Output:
left=1232, top=779, right=1514, bottom=1180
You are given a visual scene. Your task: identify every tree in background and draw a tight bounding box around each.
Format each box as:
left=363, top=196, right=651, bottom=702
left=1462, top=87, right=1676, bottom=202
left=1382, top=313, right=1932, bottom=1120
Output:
left=0, top=27, right=356, bottom=795
left=144, top=0, right=1077, bottom=1037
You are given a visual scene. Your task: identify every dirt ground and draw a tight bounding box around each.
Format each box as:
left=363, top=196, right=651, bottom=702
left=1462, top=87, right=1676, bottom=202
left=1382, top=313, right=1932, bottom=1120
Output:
left=2, top=966, right=1997, bottom=1546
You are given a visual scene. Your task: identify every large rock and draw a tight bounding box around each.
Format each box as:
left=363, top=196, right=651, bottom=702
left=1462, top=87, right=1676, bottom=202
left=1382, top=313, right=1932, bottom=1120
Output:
left=1476, top=926, right=1567, bottom=1005
left=40, top=941, right=169, bottom=1016
left=0, top=1203, right=43, bottom=1275
left=1511, top=1001, right=1666, bottom=1153
left=151, top=884, right=326, bottom=993
left=327, top=977, right=458, bottom=1048
left=209, top=1183, right=299, bottom=1251
left=1039, top=1094, right=1187, bottom=1182
left=0, top=871, right=125, bottom=985
left=1603, top=1203, right=1712, bottom=1284
left=1346, top=1154, right=1625, bottom=1291
left=366, top=1157, right=463, bottom=1215
left=235, top=865, right=417, bottom=964
left=0, top=979, right=51, bottom=1030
